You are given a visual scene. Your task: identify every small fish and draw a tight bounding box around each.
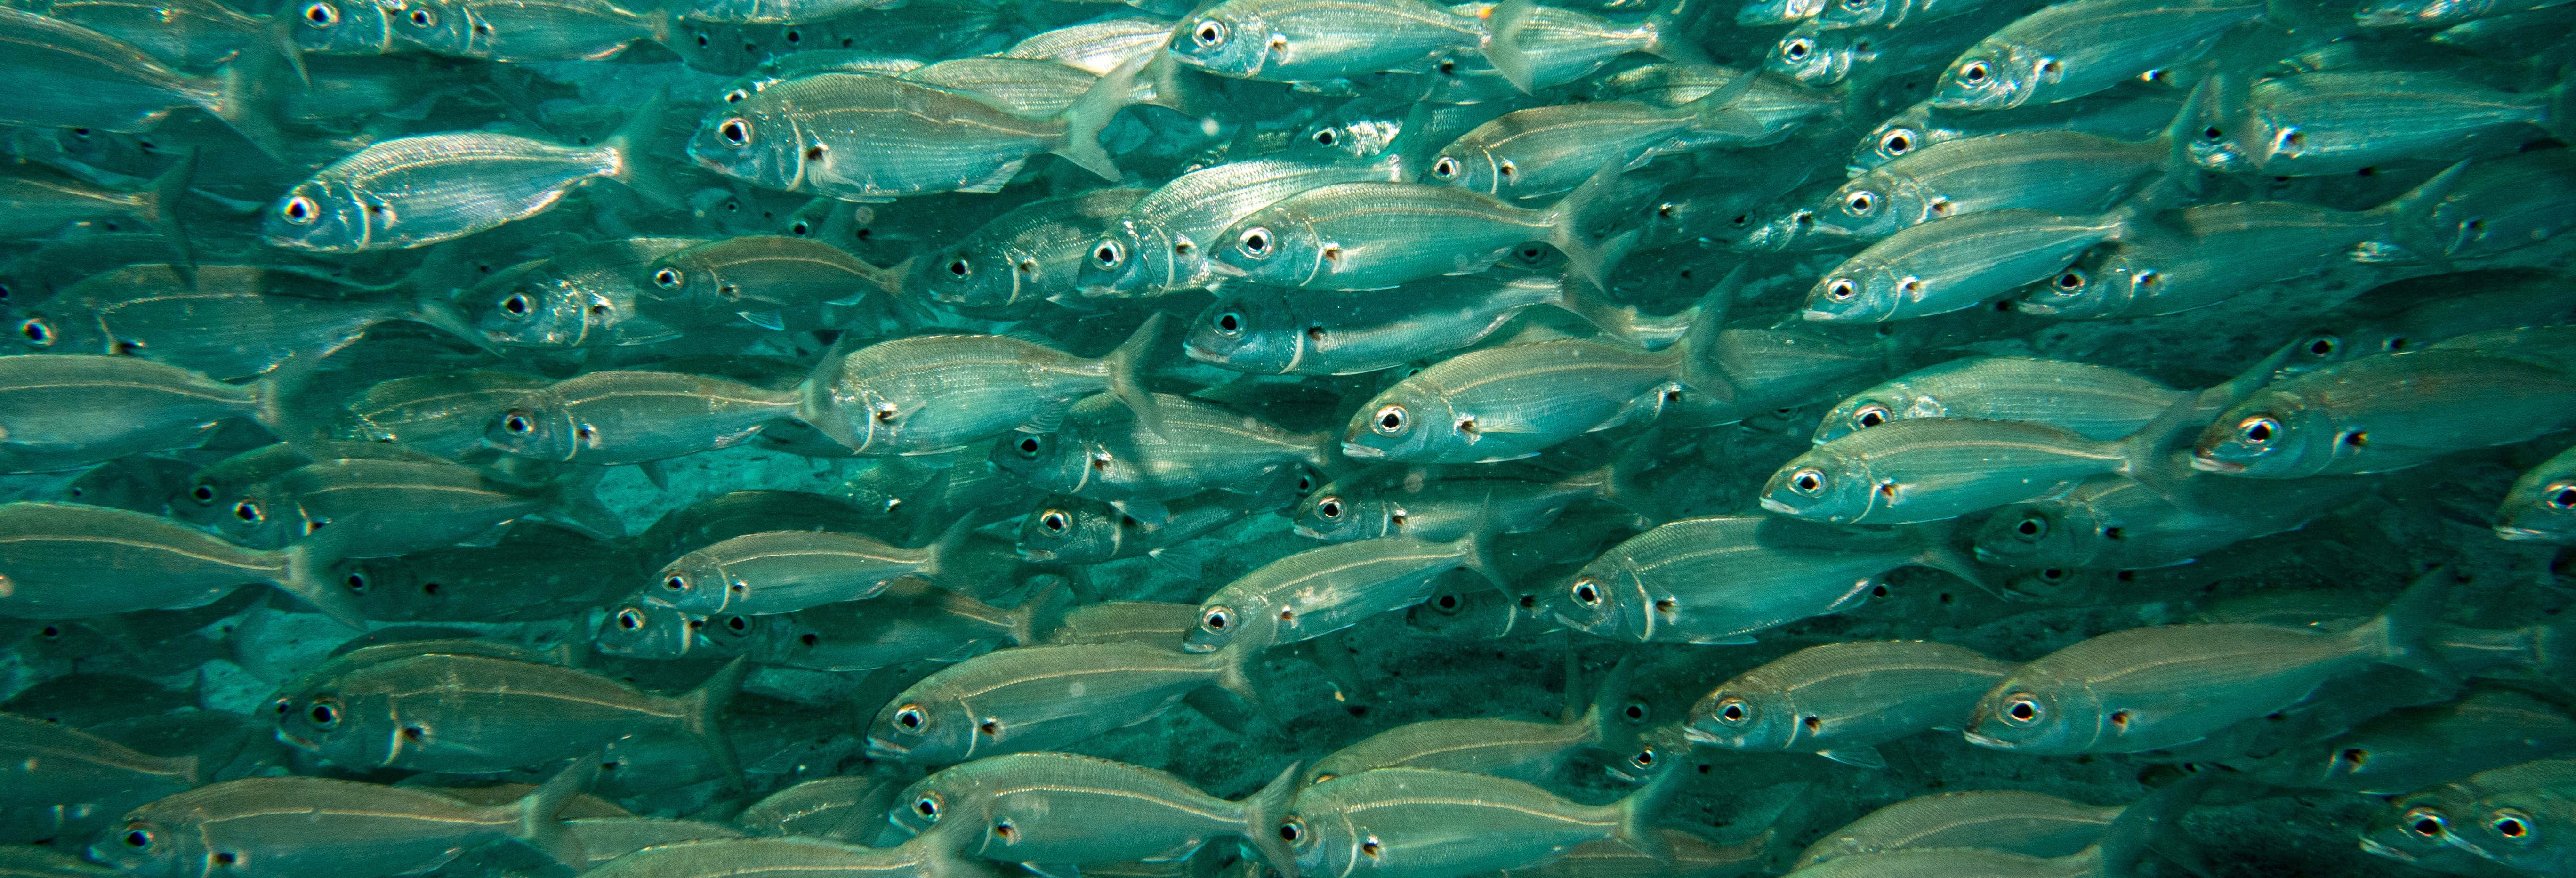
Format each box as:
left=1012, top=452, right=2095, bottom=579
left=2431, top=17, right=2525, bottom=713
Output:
left=1685, top=640, right=2013, bottom=768
left=1166, top=0, right=1485, bottom=84
left=2365, top=758, right=2576, bottom=875
left=1761, top=417, right=2171, bottom=525
left=1813, top=356, right=2185, bottom=444
left=1038, top=599, right=1200, bottom=648
left=1801, top=188, right=2170, bottom=323
left=888, top=753, right=1301, bottom=876
left=644, top=235, right=907, bottom=327
left=1482, top=0, right=1709, bottom=94
left=864, top=640, right=1260, bottom=764
left=0, top=8, right=294, bottom=157
left=2238, top=687, right=2576, bottom=795
left=291, top=0, right=674, bottom=61
left=796, top=315, right=1164, bottom=455
left=1815, top=0, right=2019, bottom=29
left=2192, top=348, right=2576, bottom=478
left=91, top=761, right=598, bottom=878
left=265, top=93, right=676, bottom=252
left=462, top=237, right=710, bottom=349
left=0, top=354, right=306, bottom=474
left=1304, top=659, right=1644, bottom=784
left=1800, top=131, right=2169, bottom=243
left=687, top=59, right=1145, bottom=201
left=902, top=56, right=1188, bottom=118
left=276, top=653, right=745, bottom=777
left=217, top=456, right=624, bottom=554
left=1554, top=515, right=1985, bottom=644
left=1851, top=87, right=2186, bottom=173
left=2272, top=269, right=2576, bottom=380
left=2499, top=443, right=2576, bottom=543
left=579, top=828, right=999, bottom=878
left=1292, top=456, right=1643, bottom=543
left=0, top=711, right=202, bottom=815
left=1738, top=0, right=1825, bottom=24
left=650, top=518, right=971, bottom=616
left=1185, top=274, right=1642, bottom=376
left=485, top=370, right=802, bottom=466
left=991, top=392, right=1332, bottom=511
left=1931, top=0, right=2262, bottom=111
left=741, top=578, right=1073, bottom=671
left=1786, top=781, right=2205, bottom=878
left=685, top=0, right=902, bottom=24
left=1501, top=829, right=1771, bottom=878
left=737, top=774, right=904, bottom=842
left=2180, top=70, right=2571, bottom=177
left=0, top=502, right=362, bottom=624
left=173, top=442, right=451, bottom=528
left=2407, top=148, right=2576, bottom=263
left=1075, top=153, right=1416, bottom=301
left=920, top=188, right=1150, bottom=314
left=1974, top=473, right=2375, bottom=569
left=1018, top=491, right=1255, bottom=576
left=17, top=0, right=270, bottom=70
left=1277, top=766, right=1686, bottom=878
left=1183, top=524, right=1501, bottom=653
left=1001, top=17, right=1177, bottom=74
left=1791, top=790, right=2120, bottom=870
left=15, top=263, right=483, bottom=379
left=1963, top=571, right=2450, bottom=755
left=0, top=159, right=193, bottom=266
left=328, top=370, right=554, bottom=458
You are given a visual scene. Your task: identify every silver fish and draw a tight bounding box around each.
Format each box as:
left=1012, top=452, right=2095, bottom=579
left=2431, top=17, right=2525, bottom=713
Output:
left=294, top=0, right=674, bottom=61
left=1482, top=0, right=1707, bottom=93
left=1973, top=473, right=2375, bottom=569
left=89, top=762, right=596, bottom=878
left=275, top=653, right=746, bottom=777
left=920, top=188, right=1149, bottom=314
left=1814, top=356, right=2185, bottom=444
left=1074, top=153, right=1413, bottom=302
left=1165, top=0, right=1485, bottom=83
left=1802, top=131, right=2168, bottom=243
left=485, top=370, right=802, bottom=466
left=2192, top=348, right=2576, bottom=478
left=1183, top=525, right=1500, bottom=653
left=462, top=237, right=709, bottom=349
left=990, top=392, right=1332, bottom=509
left=0, top=354, right=302, bottom=474
left=1554, top=515, right=1985, bottom=644
left=651, top=519, right=970, bottom=616
left=0, top=8, right=293, bottom=157
left=1851, top=87, right=2186, bottom=173
left=796, top=315, right=1163, bottom=455
left=863, top=640, right=1259, bottom=764
left=1185, top=274, right=1638, bottom=376
left=1931, top=0, right=2261, bottom=111
left=2180, top=70, right=2569, bottom=177
left=1686, top=640, right=2013, bottom=768
left=328, top=370, right=554, bottom=458
left=2237, top=687, right=2576, bottom=795
left=1304, top=659, right=1643, bottom=783
left=1000, top=16, right=1177, bottom=74
left=2498, top=442, right=2576, bottom=543
left=1292, top=457, right=1644, bottom=544
left=1277, top=766, right=1685, bottom=878
left=887, top=753, right=1300, bottom=876
left=1792, top=790, right=2120, bottom=870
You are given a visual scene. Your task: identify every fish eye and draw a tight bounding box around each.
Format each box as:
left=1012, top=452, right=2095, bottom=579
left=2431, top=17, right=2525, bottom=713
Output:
left=232, top=500, right=263, bottom=524
left=1957, top=60, right=1989, bottom=85
left=499, top=292, right=531, bottom=317
left=2545, top=483, right=2576, bottom=510
left=914, top=795, right=941, bottom=821
left=501, top=411, right=532, bottom=434
left=190, top=484, right=216, bottom=503
left=1999, top=693, right=2042, bottom=726
left=663, top=574, right=689, bottom=593
left=1316, top=496, right=1342, bottom=519
left=1825, top=278, right=1856, bottom=301
left=301, top=1, right=338, bottom=24
left=1237, top=226, right=1273, bottom=258
left=1200, top=607, right=1232, bottom=632
left=1852, top=403, right=1890, bottom=428
left=1370, top=404, right=1408, bottom=436
left=724, top=88, right=749, bottom=104
left=1783, top=37, right=1811, bottom=61
left=894, top=704, right=926, bottom=731
left=2302, top=334, right=2340, bottom=358
left=723, top=614, right=748, bottom=632
left=2487, top=810, right=2533, bottom=842
left=2236, top=416, right=2278, bottom=446
left=16, top=319, right=51, bottom=346
left=1714, top=696, right=1748, bottom=725
left=1431, top=156, right=1459, bottom=180
left=1879, top=129, right=1914, bottom=154
left=615, top=608, right=643, bottom=630
left=1092, top=240, right=1124, bottom=268
left=343, top=571, right=369, bottom=593
left=405, top=7, right=433, bottom=26
left=121, top=826, right=154, bottom=849
left=2052, top=268, right=2087, bottom=291
left=280, top=195, right=318, bottom=226
left=1787, top=467, right=1826, bottom=496
left=2405, top=808, right=2451, bottom=839
left=2199, top=125, right=2224, bottom=142
left=1015, top=435, right=1043, bottom=458
left=1278, top=816, right=1305, bottom=844
left=306, top=696, right=341, bottom=729
left=1843, top=190, right=1876, bottom=214
left=1312, top=128, right=1337, bottom=145
left=1192, top=18, right=1227, bottom=48
left=1039, top=510, right=1069, bottom=533
left=717, top=118, right=752, bottom=147
left=653, top=267, right=683, bottom=289
left=1570, top=575, right=1601, bottom=607
left=946, top=257, right=970, bottom=278
left=1212, top=309, right=1245, bottom=336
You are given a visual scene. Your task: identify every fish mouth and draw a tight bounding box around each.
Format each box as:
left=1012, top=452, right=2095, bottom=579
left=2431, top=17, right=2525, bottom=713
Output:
left=1339, top=443, right=1385, bottom=459
left=2495, top=526, right=2552, bottom=542
left=2358, top=838, right=2414, bottom=862
left=1681, top=725, right=1719, bottom=745
left=1960, top=730, right=2017, bottom=749
left=864, top=738, right=910, bottom=759
left=1183, top=345, right=1223, bottom=364
left=1017, top=548, right=1057, bottom=561
left=1757, top=497, right=1798, bottom=515
left=2189, top=455, right=2246, bottom=474
left=1291, top=524, right=1323, bottom=539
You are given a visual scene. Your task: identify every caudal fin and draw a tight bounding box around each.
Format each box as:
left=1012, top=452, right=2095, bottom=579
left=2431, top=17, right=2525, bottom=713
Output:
left=2375, top=159, right=2471, bottom=270
left=509, top=755, right=600, bottom=871
left=140, top=151, right=198, bottom=278
left=1612, top=753, right=1688, bottom=861
left=606, top=88, right=686, bottom=210
left=2350, top=565, right=2458, bottom=684
left=1583, top=656, right=1644, bottom=754
left=1641, top=11, right=1717, bottom=70
left=676, top=657, right=750, bottom=789
left=1547, top=161, right=1644, bottom=291
left=1102, top=312, right=1169, bottom=437
left=2089, top=771, right=2217, bottom=878
left=1485, top=0, right=1543, bottom=94
left=209, top=22, right=302, bottom=161
left=1240, top=764, right=1303, bottom=878
left=917, top=514, right=978, bottom=582
left=1670, top=267, right=1742, bottom=402
left=1055, top=53, right=1152, bottom=181
left=274, top=526, right=367, bottom=629
left=1006, top=575, right=1077, bottom=646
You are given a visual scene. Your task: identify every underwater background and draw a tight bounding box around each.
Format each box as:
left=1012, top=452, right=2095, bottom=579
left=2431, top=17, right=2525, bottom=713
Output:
left=2, top=0, right=2575, bottom=875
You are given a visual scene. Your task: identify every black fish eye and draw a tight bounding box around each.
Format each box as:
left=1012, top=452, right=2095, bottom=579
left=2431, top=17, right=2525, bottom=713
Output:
left=122, top=828, right=153, bottom=849
left=232, top=500, right=263, bottom=524
left=616, top=608, right=643, bottom=629
left=724, top=89, right=749, bottom=104
left=1093, top=241, right=1123, bottom=267
left=2015, top=514, right=2048, bottom=539
left=914, top=796, right=940, bottom=820
left=1881, top=130, right=1913, bottom=153
left=1201, top=607, right=1231, bottom=631
left=1371, top=405, right=1407, bottom=435
left=1784, top=37, right=1810, bottom=60
left=343, top=572, right=368, bottom=593
left=1432, top=156, right=1458, bottom=179
left=653, top=267, right=683, bottom=289
left=2490, top=812, right=2531, bottom=840
left=17, top=319, right=51, bottom=346
left=2001, top=694, right=2040, bottom=725
left=1039, top=511, right=1069, bottom=533
left=301, top=1, right=336, bottom=24
left=1214, top=310, right=1243, bottom=336
left=946, top=257, right=970, bottom=278
left=1826, top=278, right=1856, bottom=300
left=2546, top=483, right=2576, bottom=510
left=2406, top=808, right=2450, bottom=838
left=1317, top=497, right=1342, bottom=519
left=306, top=698, right=340, bottom=728
left=1571, top=576, right=1601, bottom=606
left=2200, top=125, right=2224, bottom=141
left=1192, top=19, right=1226, bottom=47
left=1238, top=227, right=1272, bottom=258
left=894, top=704, right=925, bottom=731
left=1716, top=697, right=1747, bottom=724
left=2303, top=335, right=2340, bottom=357
left=718, top=118, right=751, bottom=147
left=405, top=7, right=433, bottom=25
left=1016, top=436, right=1042, bottom=458
left=1313, top=129, right=1337, bottom=145
left=664, top=574, right=689, bottom=592
left=724, top=615, right=747, bottom=632
left=1787, top=467, right=1825, bottom=496
left=1958, top=60, right=1988, bottom=84
left=502, top=411, right=532, bottom=434
left=1853, top=403, right=1889, bottom=428
left=2237, top=416, right=2278, bottom=445
left=190, top=485, right=216, bottom=502
left=280, top=195, right=318, bottom=225
left=1278, top=817, right=1304, bottom=843
left=500, top=293, right=529, bottom=316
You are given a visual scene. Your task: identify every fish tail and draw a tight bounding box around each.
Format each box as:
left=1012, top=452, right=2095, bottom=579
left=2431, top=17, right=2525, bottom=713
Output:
left=1103, top=312, right=1169, bottom=437
left=1139, top=52, right=1218, bottom=118
left=2091, top=771, right=2218, bottom=878
left=1916, top=521, right=2005, bottom=601
left=676, top=657, right=751, bottom=789
left=1453, top=497, right=1510, bottom=591
left=250, top=345, right=335, bottom=446
left=140, top=151, right=198, bottom=279
left=1546, top=161, right=1643, bottom=292
left=1008, top=576, right=1077, bottom=646
left=540, top=466, right=628, bottom=541
left=2376, top=159, right=2471, bottom=270
left=2545, top=78, right=2575, bottom=144
left=274, top=526, right=368, bottom=628
left=1669, top=266, right=1742, bottom=403
left=607, top=88, right=687, bottom=210
left=1055, top=52, right=1152, bottom=182
left=1484, top=0, right=1542, bottom=94
left=1240, top=763, right=1304, bottom=878
left=1550, top=278, right=1649, bottom=344
left=1208, top=641, right=1266, bottom=712
left=1640, top=9, right=1716, bottom=71
left=511, top=755, right=600, bottom=871
left=209, top=22, right=302, bottom=161
left=918, top=514, right=978, bottom=582
left=2351, top=565, right=2458, bottom=683
left=1583, top=656, right=1642, bottom=754
left=1612, top=751, right=1687, bottom=861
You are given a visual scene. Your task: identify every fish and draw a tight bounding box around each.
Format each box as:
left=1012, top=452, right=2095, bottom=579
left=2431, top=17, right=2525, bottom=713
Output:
left=2407, top=147, right=2576, bottom=263
left=485, top=370, right=803, bottom=466
left=1962, top=571, right=2451, bottom=755
left=2180, top=70, right=2571, bottom=177
left=1421, top=92, right=1779, bottom=205
left=1184, top=274, right=1645, bottom=376
left=291, top=0, right=675, bottom=61
left=736, top=774, right=904, bottom=842
left=1800, top=187, right=2174, bottom=323
left=644, top=234, right=907, bottom=325
left=92, top=762, right=597, bottom=878
left=328, top=370, right=555, bottom=458
left=1851, top=86, right=2187, bottom=173
left=796, top=314, right=1165, bottom=455
left=2498, top=443, right=2576, bottom=543
left=1037, top=599, right=1200, bottom=648
left=1816, top=0, right=2024, bottom=29
left=0, top=502, right=362, bottom=624
left=460, top=237, right=710, bottom=349
left=1554, top=515, right=1986, bottom=644
left=1304, top=658, right=1644, bottom=783
left=1182, top=523, right=1502, bottom=653
left=1292, top=456, right=1644, bottom=543
left=1800, top=131, right=2170, bottom=243
left=2191, top=348, right=2576, bottom=478
left=1784, top=779, right=2206, bottom=878
left=215, top=456, right=624, bottom=554
left=2272, top=269, right=2576, bottom=380
left=172, top=441, right=451, bottom=528
left=1685, top=640, right=2014, bottom=768
left=0, top=711, right=202, bottom=816
left=919, top=187, right=1150, bottom=314
left=1482, top=0, right=1708, bottom=93
left=274, top=651, right=746, bottom=777
left=1276, top=765, right=1686, bottom=878
left=0, top=354, right=309, bottom=474
left=2365, top=758, right=2576, bottom=875
left=1790, top=790, right=2121, bottom=870
left=1165, top=0, right=1487, bottom=84
left=266, top=93, right=675, bottom=252
left=1972, top=473, right=2376, bottom=569
left=578, top=829, right=1002, bottom=878
left=887, top=752, right=1302, bottom=876
left=901, top=56, right=1190, bottom=118
left=14, top=263, right=483, bottom=379
left=1931, top=0, right=2263, bottom=111
left=1000, top=17, right=1177, bottom=74
left=1017, top=491, right=1256, bottom=576
left=863, top=640, right=1261, bottom=764
left=2235, top=687, right=2576, bottom=795
left=990, top=392, right=1333, bottom=512
left=1813, top=356, right=2185, bottom=444
left=0, top=159, right=193, bottom=267
left=737, top=577, right=1073, bottom=671
left=650, top=518, right=971, bottom=616
left=1760, top=416, right=2178, bottom=525
left=1074, top=153, right=1416, bottom=302
left=0, top=8, right=294, bottom=157
left=686, top=58, right=1147, bottom=202
left=1739, top=0, right=1827, bottom=24
left=336, top=523, right=635, bottom=621
left=685, top=0, right=904, bottom=24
